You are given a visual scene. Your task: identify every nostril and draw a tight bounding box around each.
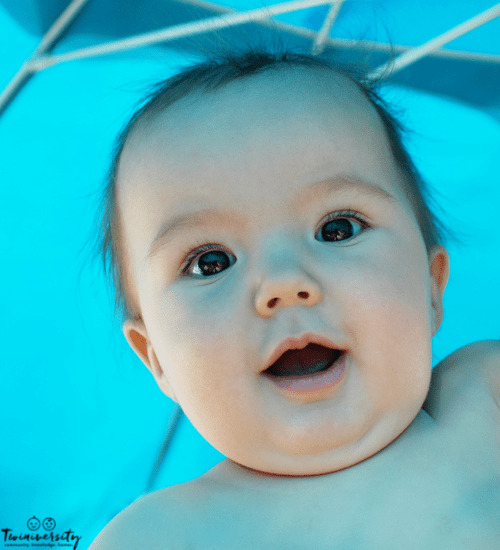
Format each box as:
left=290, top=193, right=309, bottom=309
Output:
left=267, top=292, right=309, bottom=308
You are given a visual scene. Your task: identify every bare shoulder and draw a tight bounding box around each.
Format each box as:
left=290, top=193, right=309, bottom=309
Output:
left=438, top=339, right=500, bottom=392
left=424, top=339, right=500, bottom=419
left=89, top=481, right=205, bottom=550
left=478, top=339, right=500, bottom=402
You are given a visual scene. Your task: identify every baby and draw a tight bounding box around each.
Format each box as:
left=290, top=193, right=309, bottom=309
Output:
left=90, top=48, right=500, bottom=549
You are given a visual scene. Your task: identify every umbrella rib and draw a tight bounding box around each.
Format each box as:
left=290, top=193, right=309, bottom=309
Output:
left=276, top=19, right=500, bottom=62
left=2, top=0, right=500, bottom=118
left=310, top=0, right=347, bottom=56
left=35, top=0, right=92, bottom=55
left=369, top=2, right=500, bottom=79
left=24, top=1, right=500, bottom=70
left=0, top=0, right=90, bottom=116
left=26, top=0, right=335, bottom=71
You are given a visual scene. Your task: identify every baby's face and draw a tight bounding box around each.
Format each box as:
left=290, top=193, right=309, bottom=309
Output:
left=119, top=67, right=448, bottom=475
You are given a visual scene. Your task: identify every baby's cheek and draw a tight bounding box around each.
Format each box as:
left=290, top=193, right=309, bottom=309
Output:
left=343, top=256, right=432, bottom=368
left=367, top=246, right=428, bottom=312
left=183, top=278, right=244, bottom=333
left=160, top=284, right=243, bottom=373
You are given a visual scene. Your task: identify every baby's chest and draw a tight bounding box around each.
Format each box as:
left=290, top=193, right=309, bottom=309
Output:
left=347, top=460, right=500, bottom=549
left=326, top=408, right=499, bottom=548
left=291, top=409, right=500, bottom=549
left=252, top=461, right=500, bottom=549
left=211, top=420, right=499, bottom=549
left=185, top=459, right=499, bottom=550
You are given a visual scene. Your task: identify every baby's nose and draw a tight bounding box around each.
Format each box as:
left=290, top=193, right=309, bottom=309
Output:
left=255, top=274, right=321, bottom=318
left=252, top=233, right=322, bottom=317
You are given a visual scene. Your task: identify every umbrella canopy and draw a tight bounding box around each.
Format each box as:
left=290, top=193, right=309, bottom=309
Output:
left=1, top=0, right=500, bottom=115
left=1, top=1, right=499, bottom=548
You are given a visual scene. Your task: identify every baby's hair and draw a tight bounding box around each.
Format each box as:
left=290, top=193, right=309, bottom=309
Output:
left=90, top=44, right=460, bottom=326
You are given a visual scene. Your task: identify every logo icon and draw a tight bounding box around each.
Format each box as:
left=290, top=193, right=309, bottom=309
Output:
left=27, top=516, right=40, bottom=531
left=2, top=515, right=82, bottom=549
left=42, top=517, right=56, bottom=530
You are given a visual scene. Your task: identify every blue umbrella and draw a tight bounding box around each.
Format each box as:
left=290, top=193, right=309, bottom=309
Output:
left=1, top=0, right=500, bottom=114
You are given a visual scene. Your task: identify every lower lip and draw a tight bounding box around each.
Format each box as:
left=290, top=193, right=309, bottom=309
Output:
left=264, top=352, right=348, bottom=394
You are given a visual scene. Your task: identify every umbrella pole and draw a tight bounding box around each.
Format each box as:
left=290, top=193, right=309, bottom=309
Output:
left=145, top=403, right=183, bottom=493
left=0, top=0, right=91, bottom=117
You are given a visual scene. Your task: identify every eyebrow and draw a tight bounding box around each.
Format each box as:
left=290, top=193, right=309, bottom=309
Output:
left=147, top=175, right=397, bottom=264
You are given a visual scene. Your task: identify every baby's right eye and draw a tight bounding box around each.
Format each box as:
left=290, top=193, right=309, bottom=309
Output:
left=181, top=243, right=235, bottom=277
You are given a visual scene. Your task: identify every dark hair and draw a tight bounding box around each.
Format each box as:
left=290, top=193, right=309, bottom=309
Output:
left=89, top=45, right=461, bottom=326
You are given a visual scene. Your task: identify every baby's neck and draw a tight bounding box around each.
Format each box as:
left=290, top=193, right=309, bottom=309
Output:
left=205, top=408, right=436, bottom=495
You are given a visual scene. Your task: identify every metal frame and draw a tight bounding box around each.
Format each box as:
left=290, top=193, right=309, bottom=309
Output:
left=1, top=0, right=500, bottom=115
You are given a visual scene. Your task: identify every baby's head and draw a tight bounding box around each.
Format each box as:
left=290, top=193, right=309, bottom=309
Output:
left=98, top=49, right=451, bottom=476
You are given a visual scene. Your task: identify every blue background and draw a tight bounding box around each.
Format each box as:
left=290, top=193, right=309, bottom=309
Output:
left=1, top=1, right=499, bottom=547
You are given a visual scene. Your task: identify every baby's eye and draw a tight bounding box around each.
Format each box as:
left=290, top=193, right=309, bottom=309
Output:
left=181, top=244, right=235, bottom=278
left=180, top=211, right=369, bottom=278
left=316, top=210, right=370, bottom=243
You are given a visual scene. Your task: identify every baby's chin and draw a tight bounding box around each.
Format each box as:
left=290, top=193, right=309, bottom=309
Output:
left=227, top=408, right=427, bottom=478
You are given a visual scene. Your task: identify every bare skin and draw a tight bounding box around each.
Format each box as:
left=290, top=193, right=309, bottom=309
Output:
left=91, top=342, right=500, bottom=549
left=90, top=67, right=500, bottom=549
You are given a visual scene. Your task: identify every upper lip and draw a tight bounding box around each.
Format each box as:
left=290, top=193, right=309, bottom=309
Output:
left=263, top=333, right=343, bottom=373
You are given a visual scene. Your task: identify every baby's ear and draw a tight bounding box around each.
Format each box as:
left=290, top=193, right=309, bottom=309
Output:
left=429, top=245, right=450, bottom=335
left=122, top=319, right=178, bottom=402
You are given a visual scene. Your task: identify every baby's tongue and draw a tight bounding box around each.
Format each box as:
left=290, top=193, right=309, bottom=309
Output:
left=268, top=344, right=338, bottom=377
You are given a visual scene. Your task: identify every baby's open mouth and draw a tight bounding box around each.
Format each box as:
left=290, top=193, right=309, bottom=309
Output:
left=263, top=344, right=343, bottom=377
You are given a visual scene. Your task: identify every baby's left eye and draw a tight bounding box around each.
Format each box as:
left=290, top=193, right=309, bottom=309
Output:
left=316, top=211, right=369, bottom=243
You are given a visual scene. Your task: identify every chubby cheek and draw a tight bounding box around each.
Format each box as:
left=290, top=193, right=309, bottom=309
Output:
left=151, top=282, right=251, bottom=410
left=343, top=245, right=432, bottom=409
left=152, top=285, right=262, bottom=455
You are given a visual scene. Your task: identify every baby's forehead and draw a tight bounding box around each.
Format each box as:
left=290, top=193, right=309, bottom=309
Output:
left=119, top=67, right=388, bottom=190
left=132, top=66, right=380, bottom=150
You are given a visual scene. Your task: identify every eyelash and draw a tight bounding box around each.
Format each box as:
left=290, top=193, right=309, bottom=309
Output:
left=179, top=209, right=370, bottom=276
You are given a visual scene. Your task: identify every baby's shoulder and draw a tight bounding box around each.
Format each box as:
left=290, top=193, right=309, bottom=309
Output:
left=424, top=339, right=500, bottom=422
left=89, top=480, right=205, bottom=550
left=476, top=339, right=500, bottom=401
